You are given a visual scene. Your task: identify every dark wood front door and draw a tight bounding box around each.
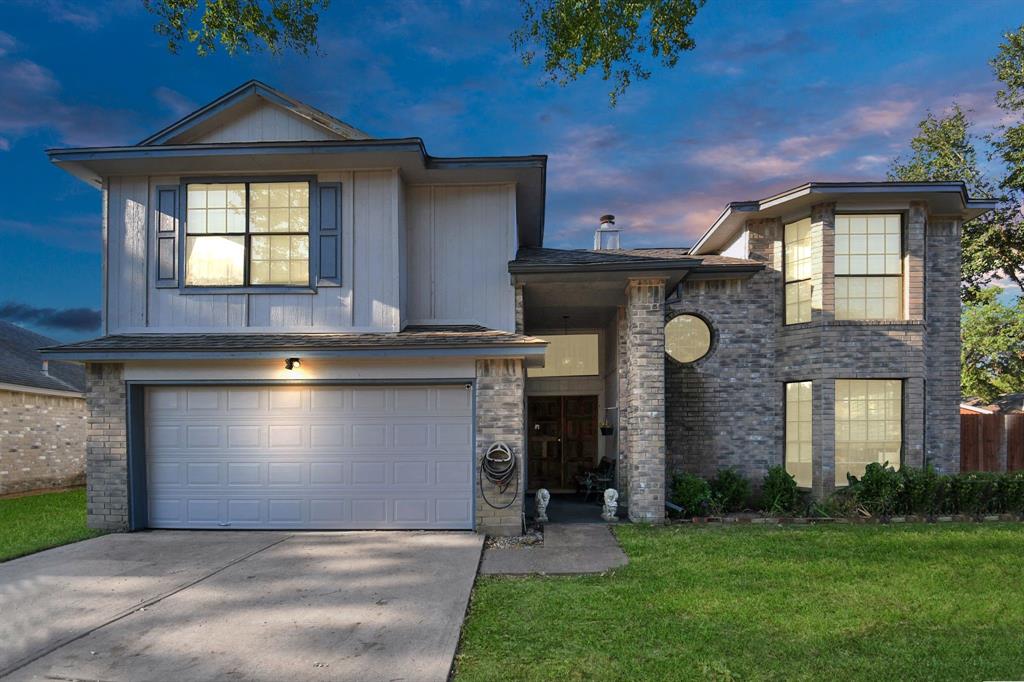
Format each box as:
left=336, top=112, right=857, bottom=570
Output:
left=527, top=395, right=599, bottom=491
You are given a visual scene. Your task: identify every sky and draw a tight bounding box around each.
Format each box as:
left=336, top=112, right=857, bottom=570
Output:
left=0, top=0, right=1020, bottom=340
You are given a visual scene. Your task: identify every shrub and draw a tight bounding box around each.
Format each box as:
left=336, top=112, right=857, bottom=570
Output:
left=847, top=462, right=902, bottom=516
left=710, top=468, right=751, bottom=512
left=947, top=472, right=1001, bottom=516
left=898, top=466, right=946, bottom=516
left=997, top=471, right=1024, bottom=514
left=671, top=473, right=713, bottom=518
left=762, top=466, right=800, bottom=515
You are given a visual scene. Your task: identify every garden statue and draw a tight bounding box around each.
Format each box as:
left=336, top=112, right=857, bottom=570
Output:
left=602, top=488, right=618, bottom=522
left=536, top=488, right=550, bottom=523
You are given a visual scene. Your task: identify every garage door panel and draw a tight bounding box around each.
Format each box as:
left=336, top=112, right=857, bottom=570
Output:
left=146, top=385, right=474, bottom=529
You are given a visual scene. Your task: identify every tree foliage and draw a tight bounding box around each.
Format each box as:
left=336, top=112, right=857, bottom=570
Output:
left=961, top=287, right=1024, bottom=402
left=889, top=26, right=1024, bottom=301
left=144, top=0, right=328, bottom=56
left=512, top=0, right=705, bottom=106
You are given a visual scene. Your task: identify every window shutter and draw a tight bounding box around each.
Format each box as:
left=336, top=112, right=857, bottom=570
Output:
left=155, top=186, right=179, bottom=288
left=318, top=183, right=342, bottom=286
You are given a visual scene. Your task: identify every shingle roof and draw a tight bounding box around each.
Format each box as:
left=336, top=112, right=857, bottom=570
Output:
left=42, top=325, right=546, bottom=358
left=511, top=247, right=760, bottom=269
left=0, top=321, right=86, bottom=393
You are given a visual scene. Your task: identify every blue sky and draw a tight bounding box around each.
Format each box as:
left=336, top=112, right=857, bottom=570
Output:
left=0, top=0, right=1019, bottom=340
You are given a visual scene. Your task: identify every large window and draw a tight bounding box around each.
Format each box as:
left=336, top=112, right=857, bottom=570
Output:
left=185, top=181, right=310, bottom=287
left=784, top=218, right=812, bottom=324
left=785, top=381, right=812, bottom=488
left=528, top=334, right=599, bottom=377
left=834, top=214, right=902, bottom=320
left=835, top=379, right=902, bottom=486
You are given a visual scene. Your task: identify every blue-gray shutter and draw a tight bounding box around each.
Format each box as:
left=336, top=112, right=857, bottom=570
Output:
left=318, top=183, right=342, bottom=286
left=155, top=186, right=179, bottom=288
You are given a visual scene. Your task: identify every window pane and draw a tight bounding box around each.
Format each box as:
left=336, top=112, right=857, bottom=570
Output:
left=785, top=281, right=811, bottom=324
left=185, top=236, right=244, bottom=286
left=250, top=182, right=309, bottom=234
left=784, top=217, right=812, bottom=282
left=836, top=276, right=902, bottom=320
left=835, top=379, right=902, bottom=486
left=186, top=183, right=245, bottom=237
left=664, top=314, right=713, bottom=363
left=250, top=235, right=309, bottom=285
left=786, top=381, right=813, bottom=488
left=528, top=334, right=600, bottom=377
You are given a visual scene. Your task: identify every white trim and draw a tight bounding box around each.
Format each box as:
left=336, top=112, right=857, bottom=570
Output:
left=960, top=403, right=994, bottom=414
left=0, top=382, right=85, bottom=399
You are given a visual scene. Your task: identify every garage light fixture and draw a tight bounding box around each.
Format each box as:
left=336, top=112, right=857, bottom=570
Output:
left=285, top=357, right=301, bottom=371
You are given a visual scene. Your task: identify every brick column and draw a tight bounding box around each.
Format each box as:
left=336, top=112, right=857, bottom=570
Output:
left=514, top=284, right=525, bottom=334
left=625, top=278, right=666, bottom=522
left=903, top=377, right=925, bottom=469
left=474, top=359, right=525, bottom=535
left=906, top=203, right=926, bottom=320
left=85, top=363, right=129, bottom=530
left=810, top=202, right=835, bottom=322
left=812, top=378, right=835, bottom=497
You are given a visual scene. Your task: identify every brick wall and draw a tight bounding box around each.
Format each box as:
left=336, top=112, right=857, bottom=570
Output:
left=84, top=363, right=129, bottom=530
left=664, top=203, right=963, bottom=497
left=475, top=358, right=525, bottom=535
left=625, top=278, right=666, bottom=521
left=0, top=389, right=86, bottom=495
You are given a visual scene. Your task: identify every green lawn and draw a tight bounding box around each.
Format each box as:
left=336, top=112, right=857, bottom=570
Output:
left=0, top=488, right=102, bottom=562
left=456, top=523, right=1024, bottom=681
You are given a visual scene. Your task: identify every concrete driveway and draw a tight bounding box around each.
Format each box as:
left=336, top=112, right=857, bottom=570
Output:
left=0, top=530, right=483, bottom=682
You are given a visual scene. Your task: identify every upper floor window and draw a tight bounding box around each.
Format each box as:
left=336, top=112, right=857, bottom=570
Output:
left=784, top=217, right=812, bottom=324
left=185, top=181, right=310, bottom=287
left=665, top=314, right=712, bottom=363
left=834, top=214, right=902, bottom=320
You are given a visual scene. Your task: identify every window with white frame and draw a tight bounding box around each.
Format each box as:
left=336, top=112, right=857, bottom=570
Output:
left=785, top=381, right=812, bottom=488
left=784, top=217, right=812, bottom=324
left=834, top=214, right=902, bottom=320
left=184, top=181, right=310, bottom=287
left=835, top=379, right=902, bottom=485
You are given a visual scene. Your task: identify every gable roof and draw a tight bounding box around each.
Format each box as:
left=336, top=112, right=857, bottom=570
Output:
left=0, top=321, right=85, bottom=394
left=139, top=80, right=372, bottom=146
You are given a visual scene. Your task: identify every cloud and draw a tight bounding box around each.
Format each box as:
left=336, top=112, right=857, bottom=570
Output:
left=0, top=302, right=101, bottom=332
left=0, top=217, right=101, bottom=253
left=0, top=137, right=9, bottom=151
left=0, top=31, right=15, bottom=57
left=153, top=86, right=196, bottom=118
left=0, top=57, right=139, bottom=145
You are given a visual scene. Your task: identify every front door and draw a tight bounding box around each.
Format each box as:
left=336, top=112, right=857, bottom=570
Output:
left=527, top=395, right=599, bottom=491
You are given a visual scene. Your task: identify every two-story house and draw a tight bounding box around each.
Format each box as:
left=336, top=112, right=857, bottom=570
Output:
left=44, top=81, right=996, bottom=535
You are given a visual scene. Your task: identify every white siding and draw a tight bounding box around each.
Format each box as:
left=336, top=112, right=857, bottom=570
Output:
left=352, top=170, right=401, bottom=330
left=106, top=176, right=149, bottom=331
left=720, top=229, right=748, bottom=258
left=405, top=184, right=517, bottom=331
left=179, top=100, right=340, bottom=144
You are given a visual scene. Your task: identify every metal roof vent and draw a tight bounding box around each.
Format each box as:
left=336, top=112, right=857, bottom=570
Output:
left=594, top=214, right=620, bottom=250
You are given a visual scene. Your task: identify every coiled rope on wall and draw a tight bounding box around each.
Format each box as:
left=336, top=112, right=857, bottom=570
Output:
left=479, top=441, right=519, bottom=509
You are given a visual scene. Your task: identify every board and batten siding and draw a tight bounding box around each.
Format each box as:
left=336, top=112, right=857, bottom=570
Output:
left=405, top=184, right=517, bottom=332
left=105, top=171, right=514, bottom=333
left=108, top=170, right=398, bottom=332
left=173, top=102, right=340, bottom=144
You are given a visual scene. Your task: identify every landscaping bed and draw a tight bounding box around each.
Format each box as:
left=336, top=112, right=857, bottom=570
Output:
left=0, top=488, right=102, bottom=562
left=456, top=523, right=1024, bottom=681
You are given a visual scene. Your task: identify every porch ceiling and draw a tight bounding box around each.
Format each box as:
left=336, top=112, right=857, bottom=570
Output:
left=522, top=279, right=630, bottom=330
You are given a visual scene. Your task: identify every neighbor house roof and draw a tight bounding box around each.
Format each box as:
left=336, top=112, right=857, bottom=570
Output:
left=690, top=181, right=1000, bottom=255
left=40, top=325, right=548, bottom=362
left=0, top=321, right=86, bottom=394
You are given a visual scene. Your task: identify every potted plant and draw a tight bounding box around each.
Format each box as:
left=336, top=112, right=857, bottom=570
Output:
left=599, top=420, right=615, bottom=436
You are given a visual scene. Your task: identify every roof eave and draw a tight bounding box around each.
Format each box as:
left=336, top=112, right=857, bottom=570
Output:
left=508, top=258, right=702, bottom=274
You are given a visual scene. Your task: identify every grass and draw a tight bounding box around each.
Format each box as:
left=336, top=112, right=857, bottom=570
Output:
left=456, top=523, right=1024, bottom=681
left=0, top=488, right=102, bottom=562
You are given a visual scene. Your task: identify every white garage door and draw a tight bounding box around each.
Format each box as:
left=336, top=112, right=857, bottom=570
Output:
left=145, top=384, right=474, bottom=529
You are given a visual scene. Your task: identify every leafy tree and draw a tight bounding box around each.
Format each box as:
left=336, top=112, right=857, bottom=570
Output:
left=961, top=287, right=1024, bottom=402
left=512, top=0, right=705, bottom=106
left=143, top=0, right=328, bottom=56
left=889, top=26, right=1024, bottom=301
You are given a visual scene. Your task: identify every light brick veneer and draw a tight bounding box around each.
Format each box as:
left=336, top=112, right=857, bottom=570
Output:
left=475, top=358, right=525, bottom=535
left=84, top=363, right=129, bottom=530
left=625, top=278, right=666, bottom=522
left=0, top=389, right=86, bottom=494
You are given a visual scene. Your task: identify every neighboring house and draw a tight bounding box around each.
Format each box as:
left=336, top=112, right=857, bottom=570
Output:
left=0, top=321, right=87, bottom=495
left=42, top=81, right=996, bottom=535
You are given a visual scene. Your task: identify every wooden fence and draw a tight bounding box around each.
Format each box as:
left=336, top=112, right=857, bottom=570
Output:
left=960, top=413, right=1024, bottom=472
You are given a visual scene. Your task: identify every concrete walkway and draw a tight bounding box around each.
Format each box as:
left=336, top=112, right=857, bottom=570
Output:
left=478, top=523, right=628, bottom=575
left=0, top=530, right=483, bottom=682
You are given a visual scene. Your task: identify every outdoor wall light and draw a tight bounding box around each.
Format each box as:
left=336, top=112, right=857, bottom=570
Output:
left=285, top=357, right=301, bottom=371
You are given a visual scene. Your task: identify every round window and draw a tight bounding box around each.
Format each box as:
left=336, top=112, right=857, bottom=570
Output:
left=665, top=314, right=712, bottom=363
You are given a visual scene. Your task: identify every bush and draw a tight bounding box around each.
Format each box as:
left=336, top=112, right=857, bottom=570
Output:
left=762, top=466, right=800, bottom=515
left=671, top=473, right=713, bottom=518
left=898, top=466, right=946, bottom=516
left=848, top=462, right=902, bottom=516
left=997, top=471, right=1024, bottom=513
left=947, top=472, right=1001, bottom=516
left=710, top=468, right=751, bottom=512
